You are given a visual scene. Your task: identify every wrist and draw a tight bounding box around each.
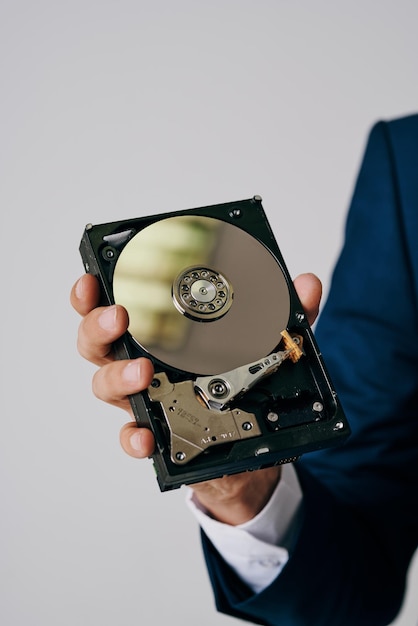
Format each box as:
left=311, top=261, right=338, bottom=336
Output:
left=191, top=466, right=282, bottom=525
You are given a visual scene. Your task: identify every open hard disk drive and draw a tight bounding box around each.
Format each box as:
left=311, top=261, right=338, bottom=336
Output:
left=79, top=196, right=350, bottom=491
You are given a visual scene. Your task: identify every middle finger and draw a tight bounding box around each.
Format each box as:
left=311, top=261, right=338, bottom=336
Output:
left=77, top=304, right=129, bottom=366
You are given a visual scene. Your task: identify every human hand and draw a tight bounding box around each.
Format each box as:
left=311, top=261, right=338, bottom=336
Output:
left=70, top=273, right=156, bottom=456
left=71, top=271, right=322, bottom=522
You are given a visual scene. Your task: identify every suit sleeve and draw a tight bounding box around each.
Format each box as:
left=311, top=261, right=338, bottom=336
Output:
left=202, top=119, right=418, bottom=626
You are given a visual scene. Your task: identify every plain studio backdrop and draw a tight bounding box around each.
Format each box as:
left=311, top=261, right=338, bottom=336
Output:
left=1, top=1, right=417, bottom=625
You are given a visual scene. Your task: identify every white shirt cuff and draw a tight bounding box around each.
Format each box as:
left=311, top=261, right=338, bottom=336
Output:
left=186, top=463, right=303, bottom=594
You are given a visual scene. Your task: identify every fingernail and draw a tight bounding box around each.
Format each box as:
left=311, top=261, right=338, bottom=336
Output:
left=99, top=305, right=117, bottom=330
left=122, top=361, right=141, bottom=384
left=130, top=431, right=144, bottom=453
left=75, top=276, right=84, bottom=300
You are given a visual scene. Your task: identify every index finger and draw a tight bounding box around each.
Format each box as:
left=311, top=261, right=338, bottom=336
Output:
left=70, top=274, right=101, bottom=317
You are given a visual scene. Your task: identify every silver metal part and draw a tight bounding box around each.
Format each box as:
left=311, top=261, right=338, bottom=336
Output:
left=172, top=265, right=233, bottom=322
left=147, top=332, right=304, bottom=465
left=148, top=372, right=261, bottom=465
left=267, top=411, right=279, bottom=423
left=195, top=332, right=304, bottom=410
left=195, top=352, right=289, bottom=410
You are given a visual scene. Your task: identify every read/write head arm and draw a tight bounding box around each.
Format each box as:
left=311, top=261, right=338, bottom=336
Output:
left=194, top=331, right=303, bottom=410
left=147, top=331, right=304, bottom=465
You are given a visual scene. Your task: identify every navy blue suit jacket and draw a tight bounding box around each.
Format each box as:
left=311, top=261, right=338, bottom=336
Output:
left=202, top=114, right=418, bottom=625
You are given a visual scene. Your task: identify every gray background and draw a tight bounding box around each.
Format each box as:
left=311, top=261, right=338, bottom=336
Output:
left=1, top=1, right=417, bottom=624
